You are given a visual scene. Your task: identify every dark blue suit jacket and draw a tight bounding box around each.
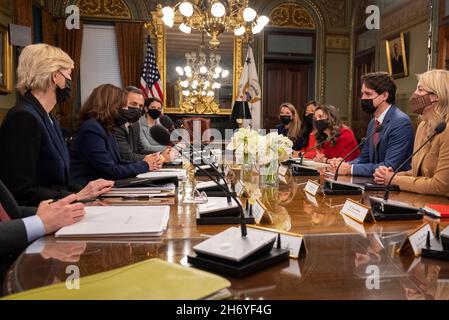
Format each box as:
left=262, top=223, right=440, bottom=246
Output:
left=69, top=118, right=149, bottom=186
left=350, top=105, right=414, bottom=176
left=0, top=92, right=77, bottom=206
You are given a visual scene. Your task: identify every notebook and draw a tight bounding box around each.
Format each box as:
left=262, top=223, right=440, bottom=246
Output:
left=423, top=204, right=449, bottom=218
left=55, top=206, right=170, bottom=238
left=2, top=259, right=231, bottom=300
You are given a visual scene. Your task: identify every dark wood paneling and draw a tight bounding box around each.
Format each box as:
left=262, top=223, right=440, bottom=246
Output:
left=263, top=62, right=311, bottom=129
left=352, top=50, right=375, bottom=141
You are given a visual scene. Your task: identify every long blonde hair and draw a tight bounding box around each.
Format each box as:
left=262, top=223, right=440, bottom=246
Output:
left=417, top=70, right=449, bottom=137
left=279, top=102, right=302, bottom=141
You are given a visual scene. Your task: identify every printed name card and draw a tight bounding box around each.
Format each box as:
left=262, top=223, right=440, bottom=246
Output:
left=278, top=165, right=288, bottom=177
left=252, top=200, right=271, bottom=224
left=248, top=225, right=306, bottom=259
left=304, top=180, right=321, bottom=197
left=340, top=199, right=375, bottom=224
left=234, top=180, right=246, bottom=196
left=398, top=223, right=434, bottom=256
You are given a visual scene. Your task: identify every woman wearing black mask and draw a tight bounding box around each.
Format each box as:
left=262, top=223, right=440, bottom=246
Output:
left=69, top=84, right=163, bottom=186
left=139, top=97, right=166, bottom=152
left=0, top=44, right=113, bottom=206
left=312, top=104, right=359, bottom=163
left=275, top=103, right=304, bottom=157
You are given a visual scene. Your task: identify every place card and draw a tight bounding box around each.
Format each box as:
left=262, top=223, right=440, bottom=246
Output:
left=398, top=223, right=434, bottom=257
left=305, top=192, right=318, bottom=207
left=252, top=199, right=272, bottom=224
left=341, top=213, right=367, bottom=238
left=248, top=225, right=307, bottom=259
left=234, top=180, right=246, bottom=196
left=278, top=165, right=288, bottom=176
left=304, top=180, right=321, bottom=197
left=340, top=199, right=375, bottom=224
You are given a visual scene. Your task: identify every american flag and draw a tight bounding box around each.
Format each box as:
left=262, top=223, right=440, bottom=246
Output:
left=140, top=36, right=164, bottom=101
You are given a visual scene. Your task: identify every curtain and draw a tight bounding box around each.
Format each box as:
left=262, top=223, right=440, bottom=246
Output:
left=115, top=22, right=145, bottom=88
left=57, top=19, right=84, bottom=133
left=42, top=9, right=56, bottom=46
left=12, top=0, right=33, bottom=27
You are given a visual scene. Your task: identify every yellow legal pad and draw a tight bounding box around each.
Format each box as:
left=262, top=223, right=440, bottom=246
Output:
left=3, top=259, right=231, bottom=300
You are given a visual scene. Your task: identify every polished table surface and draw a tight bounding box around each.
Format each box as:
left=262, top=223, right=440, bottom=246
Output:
left=3, top=169, right=449, bottom=300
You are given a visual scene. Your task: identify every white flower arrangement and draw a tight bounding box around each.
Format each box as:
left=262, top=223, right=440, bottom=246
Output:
left=227, top=129, right=293, bottom=166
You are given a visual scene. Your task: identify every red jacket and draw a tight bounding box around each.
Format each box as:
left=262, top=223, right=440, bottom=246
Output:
left=321, top=127, right=360, bottom=161
left=303, top=127, right=360, bottom=161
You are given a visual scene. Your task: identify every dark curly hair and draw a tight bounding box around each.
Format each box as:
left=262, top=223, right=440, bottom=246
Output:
left=314, top=104, right=342, bottom=147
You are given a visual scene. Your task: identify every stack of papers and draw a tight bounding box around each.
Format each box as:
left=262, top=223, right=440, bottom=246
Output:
left=102, top=183, right=175, bottom=198
left=137, top=169, right=187, bottom=180
left=55, top=206, right=170, bottom=238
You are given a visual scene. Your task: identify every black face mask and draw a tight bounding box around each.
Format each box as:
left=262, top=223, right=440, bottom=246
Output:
left=56, top=71, right=72, bottom=104
left=314, top=119, right=330, bottom=132
left=304, top=114, right=314, bottom=129
left=280, top=116, right=292, bottom=125
left=361, top=98, right=377, bottom=115
left=147, top=108, right=161, bottom=120
left=118, top=108, right=143, bottom=125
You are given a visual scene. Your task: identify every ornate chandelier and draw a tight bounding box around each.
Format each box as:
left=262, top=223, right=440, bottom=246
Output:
left=176, top=35, right=230, bottom=113
left=161, top=0, right=269, bottom=49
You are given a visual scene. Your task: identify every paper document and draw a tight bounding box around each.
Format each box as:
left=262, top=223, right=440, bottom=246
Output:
left=55, top=206, right=170, bottom=238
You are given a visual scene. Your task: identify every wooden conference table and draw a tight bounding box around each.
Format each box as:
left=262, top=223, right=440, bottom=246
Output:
left=3, top=168, right=449, bottom=300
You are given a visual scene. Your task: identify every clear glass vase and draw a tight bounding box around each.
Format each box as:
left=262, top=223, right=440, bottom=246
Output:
left=260, top=161, right=279, bottom=187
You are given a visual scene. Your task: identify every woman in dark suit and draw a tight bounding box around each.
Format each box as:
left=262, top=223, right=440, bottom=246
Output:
left=69, top=84, right=162, bottom=186
left=0, top=44, right=113, bottom=206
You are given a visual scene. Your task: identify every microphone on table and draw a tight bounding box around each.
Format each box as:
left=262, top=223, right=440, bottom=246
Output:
left=384, top=121, right=447, bottom=201
left=323, top=124, right=383, bottom=195
left=151, top=124, right=233, bottom=206
left=289, top=132, right=341, bottom=177
left=334, top=124, right=384, bottom=181
left=369, top=121, right=446, bottom=221
left=159, top=115, right=176, bottom=132
left=299, top=131, right=341, bottom=165
left=157, top=122, right=290, bottom=277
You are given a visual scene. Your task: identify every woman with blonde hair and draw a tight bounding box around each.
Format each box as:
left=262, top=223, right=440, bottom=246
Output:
left=275, top=102, right=305, bottom=156
left=374, top=69, right=449, bottom=196
left=0, top=43, right=113, bottom=206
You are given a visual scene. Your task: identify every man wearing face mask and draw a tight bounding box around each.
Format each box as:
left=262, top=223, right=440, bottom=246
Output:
left=0, top=44, right=114, bottom=206
left=112, top=86, right=157, bottom=162
left=374, top=70, right=449, bottom=196
left=328, top=72, right=414, bottom=177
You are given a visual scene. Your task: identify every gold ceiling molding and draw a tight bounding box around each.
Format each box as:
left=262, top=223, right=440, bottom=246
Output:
left=268, top=3, right=315, bottom=29
left=326, top=35, right=350, bottom=50
left=319, top=0, right=346, bottom=28
left=75, top=0, right=131, bottom=19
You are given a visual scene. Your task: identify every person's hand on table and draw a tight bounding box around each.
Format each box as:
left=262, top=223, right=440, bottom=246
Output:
left=314, top=152, right=327, bottom=163
left=76, top=179, right=114, bottom=200
left=144, top=153, right=163, bottom=171
left=327, top=158, right=343, bottom=171
left=37, top=194, right=86, bottom=234
left=373, top=166, right=394, bottom=185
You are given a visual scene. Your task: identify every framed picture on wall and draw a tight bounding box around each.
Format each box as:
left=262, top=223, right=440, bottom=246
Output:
left=0, top=24, right=13, bottom=94
left=386, top=32, right=409, bottom=79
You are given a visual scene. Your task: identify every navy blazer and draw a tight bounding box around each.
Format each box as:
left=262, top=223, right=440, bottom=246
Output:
left=350, top=105, right=414, bottom=176
left=69, top=118, right=149, bottom=186
left=0, top=92, right=77, bottom=206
